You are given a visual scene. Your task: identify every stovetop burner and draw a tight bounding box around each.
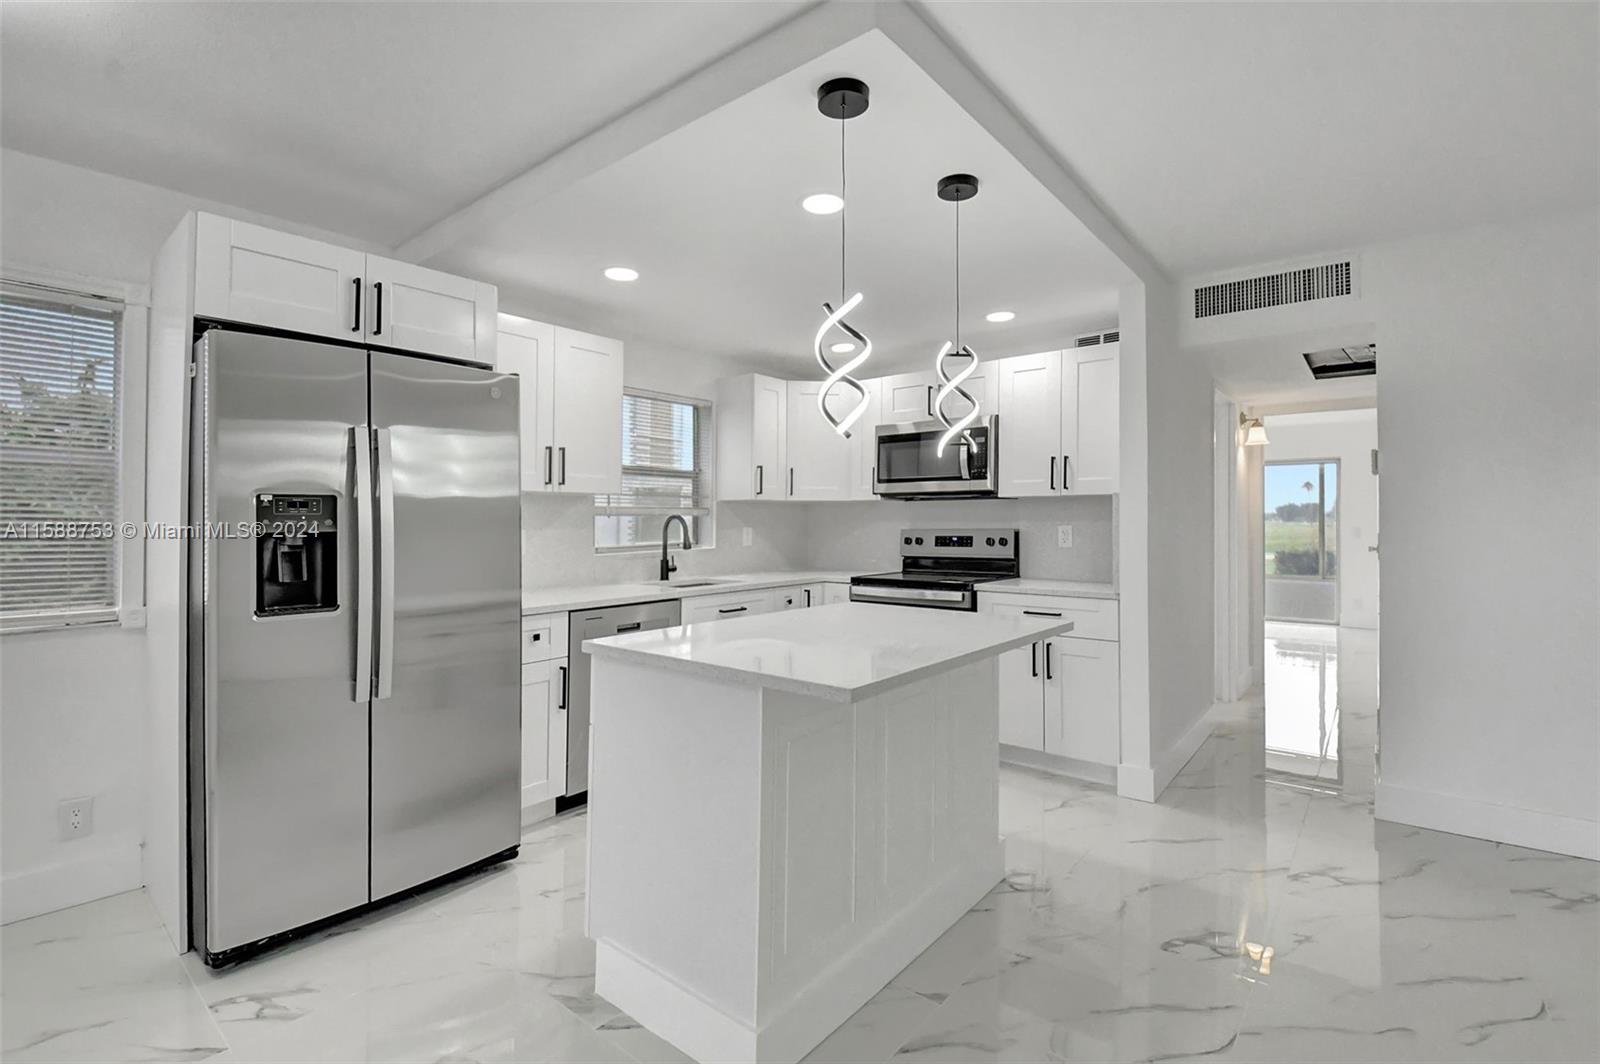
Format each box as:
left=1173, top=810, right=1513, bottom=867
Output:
left=849, top=528, right=1019, bottom=610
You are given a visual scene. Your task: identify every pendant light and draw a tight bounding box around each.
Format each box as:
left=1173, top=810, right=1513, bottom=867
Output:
left=933, top=173, right=981, bottom=457
left=812, top=77, right=872, bottom=439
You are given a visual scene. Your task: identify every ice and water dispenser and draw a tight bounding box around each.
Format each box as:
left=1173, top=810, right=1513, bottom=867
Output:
left=254, top=493, right=338, bottom=616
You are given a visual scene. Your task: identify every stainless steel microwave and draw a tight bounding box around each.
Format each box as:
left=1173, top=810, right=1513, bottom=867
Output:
left=873, top=416, right=998, bottom=498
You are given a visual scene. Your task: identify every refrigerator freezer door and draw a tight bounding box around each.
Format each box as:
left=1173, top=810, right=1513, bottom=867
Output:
left=191, top=330, right=370, bottom=956
left=368, top=352, right=522, bottom=899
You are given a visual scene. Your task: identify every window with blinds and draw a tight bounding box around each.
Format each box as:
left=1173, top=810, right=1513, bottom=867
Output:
left=595, top=391, right=712, bottom=550
left=0, top=282, right=123, bottom=628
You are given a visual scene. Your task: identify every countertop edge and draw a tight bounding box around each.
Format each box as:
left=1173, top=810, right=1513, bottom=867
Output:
left=522, top=572, right=858, bottom=615
left=583, top=617, right=1074, bottom=703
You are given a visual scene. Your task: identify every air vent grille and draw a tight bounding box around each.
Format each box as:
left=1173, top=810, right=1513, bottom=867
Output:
left=1073, top=330, right=1120, bottom=347
left=1194, top=262, right=1352, bottom=319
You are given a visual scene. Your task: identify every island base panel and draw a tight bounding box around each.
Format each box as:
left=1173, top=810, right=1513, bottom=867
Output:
left=588, top=657, right=1003, bottom=1064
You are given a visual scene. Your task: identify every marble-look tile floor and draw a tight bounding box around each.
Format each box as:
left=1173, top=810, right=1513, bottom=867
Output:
left=4, top=624, right=1596, bottom=1063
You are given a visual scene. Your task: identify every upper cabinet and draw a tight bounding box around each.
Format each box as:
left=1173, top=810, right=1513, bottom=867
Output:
left=716, top=374, right=788, bottom=501
left=192, top=213, right=497, bottom=365
left=993, top=344, right=1119, bottom=496
left=878, top=367, right=990, bottom=427
left=364, top=255, right=497, bottom=365
left=784, top=379, right=854, bottom=501
left=497, top=315, right=623, bottom=495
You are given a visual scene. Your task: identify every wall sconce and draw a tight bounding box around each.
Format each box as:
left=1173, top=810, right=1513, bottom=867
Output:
left=1240, top=414, right=1269, bottom=447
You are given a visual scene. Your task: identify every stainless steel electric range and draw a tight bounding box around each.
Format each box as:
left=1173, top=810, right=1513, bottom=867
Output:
left=849, top=528, right=1019, bottom=611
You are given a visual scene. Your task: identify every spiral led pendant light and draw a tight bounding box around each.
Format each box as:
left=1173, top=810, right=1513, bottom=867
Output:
left=812, top=77, right=872, bottom=439
left=933, top=174, right=981, bottom=457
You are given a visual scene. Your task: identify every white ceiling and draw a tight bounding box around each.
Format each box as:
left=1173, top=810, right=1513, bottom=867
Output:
left=436, top=31, right=1126, bottom=369
left=921, top=1, right=1600, bottom=275
left=0, top=0, right=808, bottom=245
left=1202, top=323, right=1379, bottom=409
left=3, top=1, right=1594, bottom=365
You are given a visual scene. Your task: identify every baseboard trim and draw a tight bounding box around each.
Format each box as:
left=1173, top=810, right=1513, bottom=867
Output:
left=1376, top=782, right=1600, bottom=861
left=999, top=745, right=1117, bottom=787
left=2, top=839, right=142, bottom=924
left=520, top=797, right=558, bottom=831
left=1117, top=704, right=1216, bottom=804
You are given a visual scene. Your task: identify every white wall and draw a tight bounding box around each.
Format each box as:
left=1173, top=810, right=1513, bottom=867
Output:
left=1182, top=206, right=1600, bottom=858
left=1366, top=210, right=1599, bottom=858
left=1264, top=409, right=1380, bottom=629
left=0, top=149, right=381, bottom=922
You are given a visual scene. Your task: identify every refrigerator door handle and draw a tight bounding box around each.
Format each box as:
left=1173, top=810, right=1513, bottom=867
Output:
left=351, top=426, right=375, bottom=701
left=374, top=426, right=396, bottom=700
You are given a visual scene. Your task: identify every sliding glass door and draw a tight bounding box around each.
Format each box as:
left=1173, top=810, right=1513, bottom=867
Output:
left=1265, top=459, right=1339, bottom=623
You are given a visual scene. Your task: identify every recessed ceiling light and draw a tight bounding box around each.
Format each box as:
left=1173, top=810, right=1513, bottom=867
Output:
left=801, top=193, right=844, bottom=216
left=830, top=341, right=856, bottom=354
left=985, top=310, right=1015, bottom=323
left=603, top=266, right=639, bottom=282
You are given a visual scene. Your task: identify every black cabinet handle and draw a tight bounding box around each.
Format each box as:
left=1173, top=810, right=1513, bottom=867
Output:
left=352, top=277, right=362, bottom=332
left=530, top=632, right=541, bottom=642
left=1044, top=642, right=1054, bottom=681
left=372, top=282, right=383, bottom=336
left=927, top=385, right=934, bottom=417
left=756, top=464, right=763, bottom=495
left=559, top=446, right=567, bottom=485
left=789, top=467, right=795, bottom=495
left=1031, top=641, right=1039, bottom=678
left=1023, top=609, right=1063, bottom=618
left=557, top=665, right=568, bottom=710
left=717, top=606, right=747, bottom=614
left=544, top=446, right=553, bottom=486
left=1062, top=454, right=1070, bottom=491
left=1049, top=455, right=1057, bottom=491
left=804, top=589, right=811, bottom=607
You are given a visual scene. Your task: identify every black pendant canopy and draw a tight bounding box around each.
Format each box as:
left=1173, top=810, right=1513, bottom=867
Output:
left=937, top=173, right=980, bottom=202
left=817, top=77, right=870, bottom=120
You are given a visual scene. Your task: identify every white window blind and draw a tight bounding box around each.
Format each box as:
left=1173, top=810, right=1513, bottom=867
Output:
left=595, top=391, right=711, bottom=551
left=0, top=281, right=123, bottom=628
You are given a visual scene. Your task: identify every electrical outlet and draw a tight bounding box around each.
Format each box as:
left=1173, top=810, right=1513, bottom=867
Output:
left=58, top=796, right=94, bottom=840
left=1056, top=525, right=1073, bottom=548
left=741, top=527, right=753, bottom=548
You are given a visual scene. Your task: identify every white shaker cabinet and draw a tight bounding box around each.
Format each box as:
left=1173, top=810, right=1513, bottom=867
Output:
left=364, top=255, right=497, bottom=365
left=775, top=584, right=824, bottom=609
left=498, top=317, right=623, bottom=495
left=785, top=380, right=854, bottom=501
left=986, top=594, right=1120, bottom=774
left=823, top=582, right=852, bottom=605
left=681, top=588, right=776, bottom=624
left=879, top=370, right=938, bottom=423
left=550, top=328, right=624, bottom=495
left=193, top=213, right=497, bottom=364
left=194, top=214, right=366, bottom=341
left=520, top=611, right=570, bottom=814
left=1061, top=344, right=1120, bottom=495
left=497, top=315, right=556, bottom=491
left=993, top=345, right=1119, bottom=497
left=716, top=374, right=789, bottom=500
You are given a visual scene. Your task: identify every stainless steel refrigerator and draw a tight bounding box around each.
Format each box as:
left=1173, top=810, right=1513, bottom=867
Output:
left=186, top=327, right=521, bottom=966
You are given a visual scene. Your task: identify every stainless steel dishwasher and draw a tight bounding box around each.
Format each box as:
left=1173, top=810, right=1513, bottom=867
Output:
left=562, top=598, right=683, bottom=806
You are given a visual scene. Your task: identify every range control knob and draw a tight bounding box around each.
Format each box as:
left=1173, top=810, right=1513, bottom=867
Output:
left=903, top=536, right=912, bottom=545
left=986, top=537, right=996, bottom=546
left=999, top=536, right=1009, bottom=546
left=914, top=537, right=924, bottom=545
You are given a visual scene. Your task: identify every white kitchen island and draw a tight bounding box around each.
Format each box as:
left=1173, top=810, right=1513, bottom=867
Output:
left=583, top=602, right=1073, bottom=1064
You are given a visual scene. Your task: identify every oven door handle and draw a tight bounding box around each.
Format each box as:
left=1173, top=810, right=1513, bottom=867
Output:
left=848, top=584, right=973, bottom=609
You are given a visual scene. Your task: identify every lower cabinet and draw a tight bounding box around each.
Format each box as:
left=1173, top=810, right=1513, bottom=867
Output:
left=823, top=582, right=851, bottom=605
left=520, top=657, right=568, bottom=811
left=987, top=595, right=1121, bottom=773
left=682, top=588, right=776, bottom=624
left=775, top=584, right=823, bottom=609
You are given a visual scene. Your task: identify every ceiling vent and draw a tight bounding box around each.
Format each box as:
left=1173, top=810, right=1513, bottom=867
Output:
left=1303, top=343, right=1376, bottom=380
left=1074, top=329, right=1120, bottom=347
left=1193, top=261, right=1353, bottom=319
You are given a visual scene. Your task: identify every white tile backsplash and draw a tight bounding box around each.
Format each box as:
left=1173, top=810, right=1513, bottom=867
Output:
left=523, top=493, right=1115, bottom=588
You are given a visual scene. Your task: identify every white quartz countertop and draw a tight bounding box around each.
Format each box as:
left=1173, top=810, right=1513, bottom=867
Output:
left=583, top=602, right=1074, bottom=703
left=981, top=578, right=1119, bottom=600
left=521, top=571, right=858, bottom=615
